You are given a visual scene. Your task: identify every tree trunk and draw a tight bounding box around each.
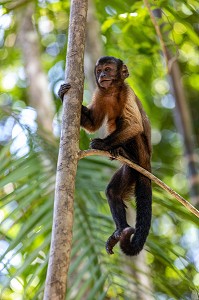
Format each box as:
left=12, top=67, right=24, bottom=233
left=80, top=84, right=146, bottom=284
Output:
left=18, top=3, right=55, bottom=135
left=43, top=0, right=88, bottom=299
left=84, top=0, right=103, bottom=94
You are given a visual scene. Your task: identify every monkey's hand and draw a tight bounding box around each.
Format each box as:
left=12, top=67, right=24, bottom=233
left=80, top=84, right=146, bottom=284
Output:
left=58, top=83, right=71, bottom=102
left=90, top=138, right=121, bottom=159
left=90, top=138, right=109, bottom=151
left=109, top=148, right=121, bottom=158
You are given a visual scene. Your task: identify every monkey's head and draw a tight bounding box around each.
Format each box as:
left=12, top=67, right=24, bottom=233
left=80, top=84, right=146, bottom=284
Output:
left=95, top=56, right=129, bottom=90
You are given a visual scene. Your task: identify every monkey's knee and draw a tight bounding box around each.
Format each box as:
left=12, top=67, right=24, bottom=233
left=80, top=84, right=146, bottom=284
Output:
left=106, top=184, right=118, bottom=201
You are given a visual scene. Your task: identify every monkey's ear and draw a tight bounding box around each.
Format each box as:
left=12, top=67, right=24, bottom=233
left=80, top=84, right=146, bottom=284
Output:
left=121, top=64, right=129, bottom=79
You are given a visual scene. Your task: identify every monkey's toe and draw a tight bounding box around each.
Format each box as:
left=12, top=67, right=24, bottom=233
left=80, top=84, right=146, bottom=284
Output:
left=105, top=232, right=120, bottom=255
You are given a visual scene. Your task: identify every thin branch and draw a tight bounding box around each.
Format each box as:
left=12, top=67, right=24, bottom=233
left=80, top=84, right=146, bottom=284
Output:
left=2, top=0, right=33, bottom=12
left=143, top=0, right=170, bottom=73
left=78, top=149, right=199, bottom=219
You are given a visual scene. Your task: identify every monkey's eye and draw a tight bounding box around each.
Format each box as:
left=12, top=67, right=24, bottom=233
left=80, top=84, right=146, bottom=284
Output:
left=105, top=67, right=111, bottom=72
left=96, top=70, right=101, bottom=75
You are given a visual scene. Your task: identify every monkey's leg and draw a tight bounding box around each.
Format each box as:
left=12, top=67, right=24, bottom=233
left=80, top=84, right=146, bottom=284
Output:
left=105, top=165, right=136, bottom=254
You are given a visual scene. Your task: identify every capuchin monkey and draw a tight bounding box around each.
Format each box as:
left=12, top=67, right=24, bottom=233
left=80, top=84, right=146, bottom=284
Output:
left=58, top=56, right=152, bottom=256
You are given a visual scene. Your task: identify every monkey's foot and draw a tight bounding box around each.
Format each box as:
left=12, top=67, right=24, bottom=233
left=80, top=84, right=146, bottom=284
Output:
left=106, top=227, right=135, bottom=255
left=119, top=227, right=135, bottom=252
left=105, top=230, right=121, bottom=255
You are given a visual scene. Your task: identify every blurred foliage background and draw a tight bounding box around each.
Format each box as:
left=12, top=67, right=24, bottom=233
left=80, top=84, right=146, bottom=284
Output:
left=0, top=0, right=199, bottom=299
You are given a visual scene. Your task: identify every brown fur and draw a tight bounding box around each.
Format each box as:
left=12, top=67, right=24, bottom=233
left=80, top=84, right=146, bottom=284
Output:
left=58, top=56, right=152, bottom=256
left=82, top=84, right=145, bottom=142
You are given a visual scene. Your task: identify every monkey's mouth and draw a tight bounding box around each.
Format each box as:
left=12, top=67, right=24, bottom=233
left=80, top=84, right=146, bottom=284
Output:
left=99, top=79, right=112, bottom=88
left=100, top=79, right=111, bottom=82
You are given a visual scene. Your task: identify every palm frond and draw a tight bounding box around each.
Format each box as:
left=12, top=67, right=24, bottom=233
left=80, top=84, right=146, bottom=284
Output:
left=0, top=132, right=198, bottom=299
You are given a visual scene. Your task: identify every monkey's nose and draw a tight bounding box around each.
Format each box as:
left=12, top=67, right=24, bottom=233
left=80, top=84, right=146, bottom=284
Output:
left=101, top=72, right=106, bottom=77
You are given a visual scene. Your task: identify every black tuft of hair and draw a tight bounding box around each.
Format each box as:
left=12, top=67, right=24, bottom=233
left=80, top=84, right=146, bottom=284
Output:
left=96, top=56, right=123, bottom=67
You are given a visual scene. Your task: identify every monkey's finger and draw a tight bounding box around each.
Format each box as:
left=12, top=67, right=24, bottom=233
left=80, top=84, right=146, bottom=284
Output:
left=58, top=83, right=71, bottom=101
left=90, top=138, right=103, bottom=149
left=109, top=157, right=116, bottom=161
left=109, top=148, right=120, bottom=158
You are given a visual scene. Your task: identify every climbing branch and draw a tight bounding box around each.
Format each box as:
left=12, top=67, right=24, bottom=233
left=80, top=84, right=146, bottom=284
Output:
left=143, top=0, right=170, bottom=72
left=43, top=0, right=88, bottom=299
left=78, top=149, right=199, bottom=219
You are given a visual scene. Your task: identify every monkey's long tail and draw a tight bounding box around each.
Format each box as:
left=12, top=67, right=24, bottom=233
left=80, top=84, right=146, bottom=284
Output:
left=120, top=174, right=152, bottom=256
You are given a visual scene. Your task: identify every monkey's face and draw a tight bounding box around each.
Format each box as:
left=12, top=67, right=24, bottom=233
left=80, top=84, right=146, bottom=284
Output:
left=95, top=61, right=118, bottom=89
left=95, top=58, right=129, bottom=90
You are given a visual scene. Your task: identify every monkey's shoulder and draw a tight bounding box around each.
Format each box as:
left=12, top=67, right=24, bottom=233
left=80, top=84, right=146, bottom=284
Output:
left=121, top=87, right=142, bottom=122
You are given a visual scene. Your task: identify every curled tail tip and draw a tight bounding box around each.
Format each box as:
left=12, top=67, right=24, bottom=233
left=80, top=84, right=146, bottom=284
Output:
left=119, top=227, right=145, bottom=256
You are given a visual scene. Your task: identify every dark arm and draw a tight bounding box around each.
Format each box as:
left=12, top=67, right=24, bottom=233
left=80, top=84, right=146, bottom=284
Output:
left=81, top=103, right=105, bottom=133
left=91, top=117, right=143, bottom=151
left=58, top=84, right=105, bottom=133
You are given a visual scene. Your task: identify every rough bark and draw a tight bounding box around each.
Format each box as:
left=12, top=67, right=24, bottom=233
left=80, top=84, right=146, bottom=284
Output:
left=18, top=3, right=55, bottom=135
left=43, top=0, right=88, bottom=299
